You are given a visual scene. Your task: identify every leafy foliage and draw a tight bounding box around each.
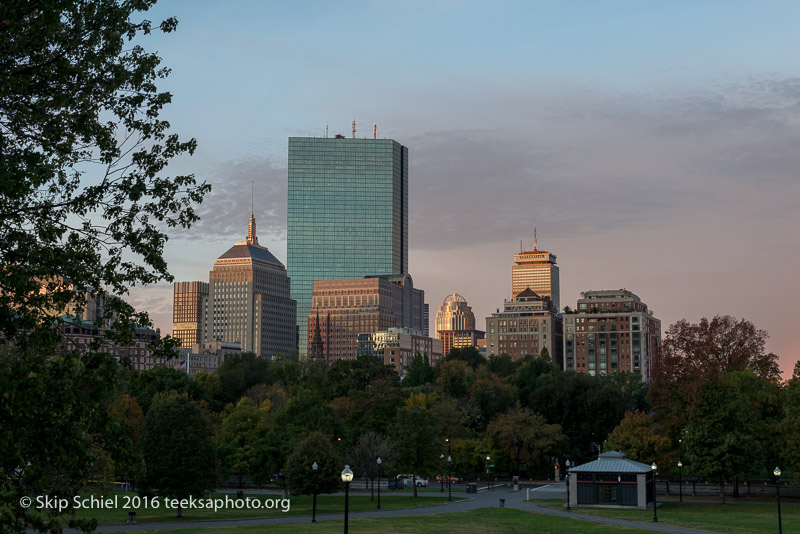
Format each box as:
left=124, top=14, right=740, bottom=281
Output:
left=139, top=394, right=217, bottom=516
left=0, top=0, right=209, bottom=341
left=284, top=431, right=341, bottom=495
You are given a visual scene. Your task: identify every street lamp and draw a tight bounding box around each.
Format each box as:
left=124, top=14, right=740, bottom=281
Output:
left=774, top=466, right=783, bottom=534
left=341, top=465, right=354, bottom=534
left=486, top=455, right=491, bottom=491
left=376, top=457, right=382, bottom=510
left=447, top=455, right=452, bottom=502
left=565, top=460, right=571, bottom=511
left=311, top=461, right=318, bottom=523
left=677, top=461, right=683, bottom=503
left=651, top=462, right=658, bottom=523
left=440, top=453, right=445, bottom=492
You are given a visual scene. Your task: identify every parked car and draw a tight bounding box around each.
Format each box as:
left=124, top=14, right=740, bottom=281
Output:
left=435, top=475, right=460, bottom=483
left=396, top=474, right=429, bottom=487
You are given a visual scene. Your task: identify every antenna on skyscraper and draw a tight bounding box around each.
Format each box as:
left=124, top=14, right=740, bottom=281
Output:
left=325, top=124, right=329, bottom=138
left=373, top=122, right=377, bottom=139
left=520, top=240, right=523, bottom=252
left=251, top=181, right=254, bottom=215
left=352, top=120, right=356, bottom=138
left=533, top=219, right=538, bottom=252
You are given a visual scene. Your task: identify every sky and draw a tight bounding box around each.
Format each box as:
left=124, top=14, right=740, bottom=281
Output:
left=126, top=1, right=800, bottom=378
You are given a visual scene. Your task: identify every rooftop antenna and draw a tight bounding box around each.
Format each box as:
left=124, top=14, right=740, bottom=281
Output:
left=533, top=219, right=539, bottom=252
left=373, top=122, right=377, bottom=139
left=352, top=120, right=356, bottom=139
left=251, top=180, right=254, bottom=215
left=520, top=240, right=523, bottom=253
left=325, top=124, right=328, bottom=138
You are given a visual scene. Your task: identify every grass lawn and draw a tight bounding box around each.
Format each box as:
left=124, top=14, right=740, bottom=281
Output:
left=141, top=507, right=654, bottom=533
left=544, top=501, right=797, bottom=533
left=76, top=493, right=458, bottom=524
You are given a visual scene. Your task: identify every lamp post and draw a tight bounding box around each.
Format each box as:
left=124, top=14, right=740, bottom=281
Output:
left=376, top=457, right=382, bottom=510
left=677, top=460, right=683, bottom=503
left=486, top=455, right=491, bottom=491
left=565, top=460, right=571, bottom=511
left=311, top=461, right=318, bottom=523
left=651, top=462, right=658, bottom=523
left=440, top=453, right=445, bottom=492
left=447, top=455, right=452, bottom=502
left=341, top=465, right=353, bottom=534
left=774, top=466, right=783, bottom=534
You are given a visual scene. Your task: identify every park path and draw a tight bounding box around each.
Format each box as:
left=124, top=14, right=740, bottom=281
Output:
left=58, top=482, right=720, bottom=534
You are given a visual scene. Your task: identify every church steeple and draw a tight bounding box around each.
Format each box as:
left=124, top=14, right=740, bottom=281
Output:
left=247, top=181, right=259, bottom=245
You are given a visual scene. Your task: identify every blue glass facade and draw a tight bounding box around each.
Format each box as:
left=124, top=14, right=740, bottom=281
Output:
left=287, top=137, right=408, bottom=355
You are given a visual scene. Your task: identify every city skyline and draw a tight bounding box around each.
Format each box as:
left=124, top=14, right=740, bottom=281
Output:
left=127, top=1, right=798, bottom=377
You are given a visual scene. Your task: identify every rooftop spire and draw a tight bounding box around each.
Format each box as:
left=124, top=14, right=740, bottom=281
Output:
left=247, top=181, right=259, bottom=245
left=533, top=219, right=538, bottom=252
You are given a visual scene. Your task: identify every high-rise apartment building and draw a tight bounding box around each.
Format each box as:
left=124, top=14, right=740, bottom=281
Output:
left=485, top=289, right=563, bottom=365
left=207, top=210, right=296, bottom=357
left=434, top=293, right=485, bottom=356
left=172, top=281, right=208, bottom=349
left=307, top=274, right=424, bottom=363
left=562, top=289, right=661, bottom=380
left=288, top=135, right=408, bottom=355
left=512, top=226, right=559, bottom=312
left=358, top=327, right=443, bottom=377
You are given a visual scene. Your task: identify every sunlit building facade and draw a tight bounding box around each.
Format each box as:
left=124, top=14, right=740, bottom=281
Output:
left=172, top=281, right=208, bottom=349
left=434, top=293, right=484, bottom=356
left=512, top=228, right=559, bottom=312
left=287, top=136, right=408, bottom=356
left=562, top=289, right=661, bottom=380
left=485, top=288, right=562, bottom=365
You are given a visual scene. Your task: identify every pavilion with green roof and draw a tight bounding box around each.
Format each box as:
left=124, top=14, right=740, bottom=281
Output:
left=567, top=451, right=654, bottom=509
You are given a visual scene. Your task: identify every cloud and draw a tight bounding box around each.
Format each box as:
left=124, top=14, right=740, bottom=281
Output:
left=178, top=157, right=288, bottom=243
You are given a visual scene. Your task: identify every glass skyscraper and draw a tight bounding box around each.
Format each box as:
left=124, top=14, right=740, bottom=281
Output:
left=287, top=137, right=408, bottom=355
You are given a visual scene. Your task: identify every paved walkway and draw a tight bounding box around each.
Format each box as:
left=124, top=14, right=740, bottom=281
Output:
left=59, top=482, right=721, bottom=534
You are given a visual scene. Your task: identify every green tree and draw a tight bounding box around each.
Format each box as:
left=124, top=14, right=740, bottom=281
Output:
left=468, top=367, right=515, bottom=422
left=403, top=353, right=436, bottom=387
left=139, top=394, right=218, bottom=517
left=217, top=398, right=269, bottom=489
left=487, top=353, right=518, bottom=378
left=436, top=359, right=475, bottom=399
left=392, top=405, right=440, bottom=497
left=605, top=411, right=670, bottom=466
left=0, top=347, right=123, bottom=533
left=780, top=362, right=800, bottom=474
left=445, top=347, right=485, bottom=369
left=683, top=371, right=776, bottom=502
left=488, top=408, right=566, bottom=476
left=347, top=432, right=398, bottom=499
left=284, top=431, right=341, bottom=495
left=216, top=352, right=273, bottom=405
left=0, top=0, right=209, bottom=341
left=126, top=364, right=210, bottom=414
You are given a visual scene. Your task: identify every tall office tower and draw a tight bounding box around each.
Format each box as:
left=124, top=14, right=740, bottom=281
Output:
left=512, top=225, right=559, bottom=313
left=207, top=209, right=296, bottom=358
left=288, top=135, right=408, bottom=355
left=434, top=293, right=485, bottom=356
left=307, top=274, right=424, bottom=363
left=562, top=289, right=661, bottom=380
left=172, top=281, right=209, bottom=348
left=485, top=289, right=563, bottom=365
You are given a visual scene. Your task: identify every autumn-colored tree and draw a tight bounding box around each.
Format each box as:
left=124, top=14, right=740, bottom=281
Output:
left=650, top=316, right=781, bottom=440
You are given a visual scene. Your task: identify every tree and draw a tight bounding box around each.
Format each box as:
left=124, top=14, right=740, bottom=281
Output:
left=0, top=0, right=209, bottom=341
left=139, top=394, right=218, bottom=517
left=605, top=411, right=670, bottom=466
left=683, top=371, right=777, bottom=502
left=217, top=398, right=269, bottom=489
left=436, top=359, right=475, bottom=399
left=347, top=433, right=397, bottom=499
left=392, top=405, right=440, bottom=497
left=126, top=364, right=210, bottom=414
left=403, top=353, right=436, bottom=387
left=650, top=316, right=781, bottom=441
left=0, top=346, right=123, bottom=533
left=488, top=408, right=566, bottom=476
left=284, top=431, right=341, bottom=495
left=468, top=367, right=515, bottom=422
left=445, top=347, right=485, bottom=369
left=216, top=352, right=273, bottom=405
left=780, top=363, right=800, bottom=474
